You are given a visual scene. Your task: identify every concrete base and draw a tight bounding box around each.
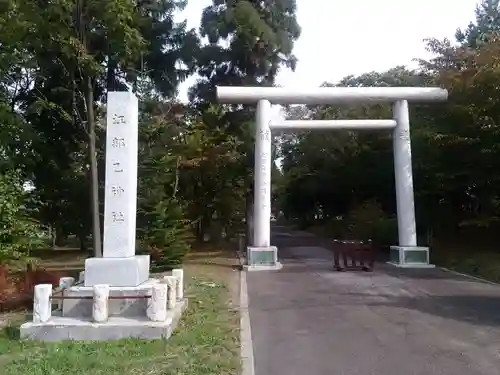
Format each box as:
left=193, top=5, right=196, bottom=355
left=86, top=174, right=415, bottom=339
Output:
left=247, top=246, right=279, bottom=268
left=243, top=262, right=283, bottom=272
left=63, top=278, right=158, bottom=318
left=389, top=245, right=435, bottom=268
left=84, top=255, right=150, bottom=287
left=387, top=262, right=436, bottom=268
left=20, top=299, right=187, bottom=342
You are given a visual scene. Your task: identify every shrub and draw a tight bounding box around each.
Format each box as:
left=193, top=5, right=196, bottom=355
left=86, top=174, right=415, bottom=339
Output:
left=325, top=217, right=349, bottom=239
left=372, top=216, right=398, bottom=247
left=138, top=198, right=192, bottom=270
left=345, top=200, right=397, bottom=246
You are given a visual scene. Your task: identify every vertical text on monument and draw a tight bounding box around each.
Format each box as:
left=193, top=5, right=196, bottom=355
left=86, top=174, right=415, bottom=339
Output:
left=103, top=92, right=139, bottom=258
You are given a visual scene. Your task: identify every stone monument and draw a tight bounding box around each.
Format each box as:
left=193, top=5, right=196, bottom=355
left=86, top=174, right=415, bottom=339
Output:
left=86, top=91, right=149, bottom=285
left=20, top=92, right=187, bottom=341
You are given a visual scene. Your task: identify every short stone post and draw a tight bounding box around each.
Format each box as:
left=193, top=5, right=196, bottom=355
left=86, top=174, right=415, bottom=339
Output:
left=33, top=284, right=52, bottom=323
left=59, top=277, right=75, bottom=289
left=93, top=284, right=110, bottom=323
left=78, top=271, right=85, bottom=283
left=57, top=277, right=75, bottom=311
left=172, top=268, right=183, bottom=301
left=164, top=276, right=177, bottom=309
left=147, top=284, right=168, bottom=321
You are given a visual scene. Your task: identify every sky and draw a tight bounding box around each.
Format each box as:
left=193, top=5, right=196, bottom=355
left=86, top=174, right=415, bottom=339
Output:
left=176, top=0, right=481, bottom=102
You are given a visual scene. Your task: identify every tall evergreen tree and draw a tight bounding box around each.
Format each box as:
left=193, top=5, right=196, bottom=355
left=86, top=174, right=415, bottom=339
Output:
left=190, top=0, right=301, bottom=244
left=456, top=0, right=500, bottom=47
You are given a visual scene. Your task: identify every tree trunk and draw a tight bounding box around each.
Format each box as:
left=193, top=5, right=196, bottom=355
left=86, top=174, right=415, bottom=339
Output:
left=54, top=225, right=66, bottom=247
left=86, top=76, right=102, bottom=257
left=107, top=59, right=118, bottom=91
left=196, top=219, right=203, bottom=242
left=50, top=225, right=56, bottom=248
left=245, top=191, right=254, bottom=248
left=0, top=265, right=8, bottom=290
left=78, top=230, right=87, bottom=251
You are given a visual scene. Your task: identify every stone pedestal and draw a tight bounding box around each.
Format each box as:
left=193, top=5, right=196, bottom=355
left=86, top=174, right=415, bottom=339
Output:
left=20, top=302, right=188, bottom=342
left=20, top=273, right=187, bottom=341
left=387, top=246, right=435, bottom=268
left=84, top=255, right=150, bottom=287
left=244, top=246, right=282, bottom=271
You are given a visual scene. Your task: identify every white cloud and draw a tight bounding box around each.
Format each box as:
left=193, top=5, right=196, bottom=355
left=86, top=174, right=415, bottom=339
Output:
left=176, top=0, right=479, bottom=102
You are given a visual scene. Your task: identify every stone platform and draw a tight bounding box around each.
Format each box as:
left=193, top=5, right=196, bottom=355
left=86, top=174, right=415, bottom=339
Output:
left=20, top=299, right=187, bottom=342
left=245, top=245, right=282, bottom=271
left=20, top=269, right=186, bottom=342
left=388, top=245, right=435, bottom=268
left=243, top=263, right=283, bottom=271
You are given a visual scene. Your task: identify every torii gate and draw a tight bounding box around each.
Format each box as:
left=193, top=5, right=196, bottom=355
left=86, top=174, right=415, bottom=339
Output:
left=216, top=86, right=448, bottom=271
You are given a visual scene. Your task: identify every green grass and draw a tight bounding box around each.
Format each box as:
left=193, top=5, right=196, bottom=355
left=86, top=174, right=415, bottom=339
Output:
left=0, top=273, right=240, bottom=375
left=433, top=248, right=500, bottom=283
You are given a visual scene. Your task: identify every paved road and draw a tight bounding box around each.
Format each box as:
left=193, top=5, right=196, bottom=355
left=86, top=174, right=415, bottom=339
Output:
left=246, top=225, right=500, bottom=375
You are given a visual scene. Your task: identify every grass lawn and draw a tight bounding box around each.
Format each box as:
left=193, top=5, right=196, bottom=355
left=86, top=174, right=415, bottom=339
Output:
left=0, top=246, right=241, bottom=375
left=432, top=242, right=500, bottom=283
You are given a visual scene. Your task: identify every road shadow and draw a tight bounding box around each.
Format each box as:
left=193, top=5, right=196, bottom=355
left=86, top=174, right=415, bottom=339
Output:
left=186, top=260, right=240, bottom=270
left=378, top=264, right=491, bottom=282
left=361, top=293, right=500, bottom=327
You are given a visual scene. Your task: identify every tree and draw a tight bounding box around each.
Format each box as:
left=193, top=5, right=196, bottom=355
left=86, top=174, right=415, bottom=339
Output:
left=136, top=96, right=192, bottom=268
left=1, top=0, right=199, bottom=256
left=190, top=0, right=301, bottom=244
left=456, top=0, right=500, bottom=47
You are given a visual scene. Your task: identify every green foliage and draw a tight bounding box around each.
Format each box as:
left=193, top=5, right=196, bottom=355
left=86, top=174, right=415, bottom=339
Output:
left=372, top=217, right=398, bottom=248
left=138, top=198, right=192, bottom=270
left=193, top=0, right=300, bottom=100
left=345, top=201, right=386, bottom=242
left=0, top=0, right=201, bottom=256
left=177, top=106, right=247, bottom=241
left=0, top=171, right=44, bottom=265
left=343, top=200, right=397, bottom=246
left=136, top=98, right=193, bottom=268
left=324, top=218, right=348, bottom=239
left=189, top=0, right=301, bottom=244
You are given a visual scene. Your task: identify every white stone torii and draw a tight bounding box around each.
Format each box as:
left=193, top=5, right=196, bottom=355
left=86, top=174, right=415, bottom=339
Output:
left=216, top=86, right=448, bottom=270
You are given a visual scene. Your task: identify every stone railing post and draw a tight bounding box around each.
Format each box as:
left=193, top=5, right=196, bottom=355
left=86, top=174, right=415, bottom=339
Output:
left=147, top=284, right=168, bottom=321
left=164, top=276, right=177, bottom=309
left=59, top=277, right=75, bottom=289
left=172, top=268, right=183, bottom=300
left=33, top=284, right=52, bottom=323
left=93, top=284, right=110, bottom=323
left=56, top=276, right=75, bottom=310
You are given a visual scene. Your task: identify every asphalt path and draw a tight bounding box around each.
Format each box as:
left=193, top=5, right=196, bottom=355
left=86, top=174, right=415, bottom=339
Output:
left=246, top=225, right=500, bottom=375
